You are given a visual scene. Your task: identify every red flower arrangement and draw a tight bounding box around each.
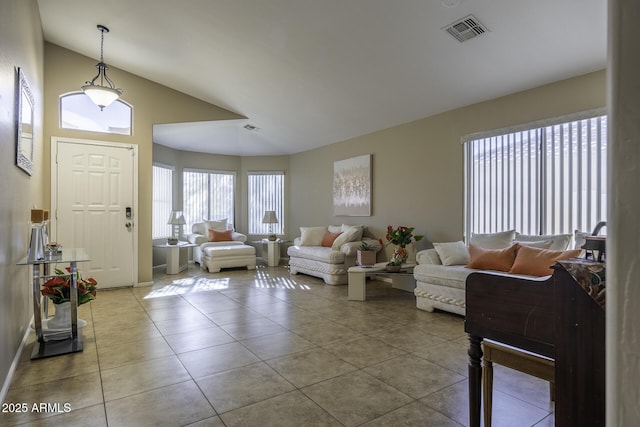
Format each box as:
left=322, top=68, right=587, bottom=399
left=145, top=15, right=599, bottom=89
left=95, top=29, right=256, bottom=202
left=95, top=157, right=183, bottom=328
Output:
left=41, top=267, right=97, bottom=305
left=380, top=225, right=424, bottom=266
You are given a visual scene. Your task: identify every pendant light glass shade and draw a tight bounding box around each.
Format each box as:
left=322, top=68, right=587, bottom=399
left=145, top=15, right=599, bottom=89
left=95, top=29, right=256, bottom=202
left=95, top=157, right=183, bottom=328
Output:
left=81, top=84, right=122, bottom=109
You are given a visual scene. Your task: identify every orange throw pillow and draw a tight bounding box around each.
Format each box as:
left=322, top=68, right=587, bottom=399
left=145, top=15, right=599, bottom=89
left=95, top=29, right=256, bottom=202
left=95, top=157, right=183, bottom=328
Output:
left=321, top=231, right=342, bottom=247
left=509, top=245, right=582, bottom=276
left=208, top=229, right=233, bottom=242
left=466, top=244, right=519, bottom=272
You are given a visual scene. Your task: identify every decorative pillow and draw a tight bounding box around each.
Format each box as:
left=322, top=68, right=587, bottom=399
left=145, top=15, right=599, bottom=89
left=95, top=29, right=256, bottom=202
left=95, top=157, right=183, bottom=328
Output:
left=321, top=231, right=342, bottom=247
left=328, top=225, right=343, bottom=233
left=515, top=232, right=572, bottom=251
left=299, top=226, right=328, bottom=246
left=574, top=230, right=591, bottom=250
left=469, top=230, right=515, bottom=249
left=331, top=226, right=361, bottom=250
left=208, top=229, right=233, bottom=242
left=341, top=224, right=364, bottom=241
left=433, top=241, right=470, bottom=266
left=509, top=245, right=583, bottom=276
left=466, top=243, right=519, bottom=272
left=204, top=218, right=228, bottom=231
left=513, top=240, right=553, bottom=249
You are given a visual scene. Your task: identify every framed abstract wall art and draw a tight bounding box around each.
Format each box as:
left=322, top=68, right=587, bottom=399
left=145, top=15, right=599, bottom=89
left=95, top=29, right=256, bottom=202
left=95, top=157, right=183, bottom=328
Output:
left=333, top=154, right=371, bottom=216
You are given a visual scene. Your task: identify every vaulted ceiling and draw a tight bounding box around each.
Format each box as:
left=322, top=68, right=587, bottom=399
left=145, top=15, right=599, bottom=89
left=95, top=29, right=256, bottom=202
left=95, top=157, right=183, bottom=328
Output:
left=38, top=0, right=606, bottom=156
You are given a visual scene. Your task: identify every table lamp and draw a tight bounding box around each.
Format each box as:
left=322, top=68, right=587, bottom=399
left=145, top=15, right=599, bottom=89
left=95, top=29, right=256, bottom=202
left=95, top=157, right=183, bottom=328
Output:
left=262, top=211, right=278, bottom=241
left=167, top=210, right=186, bottom=243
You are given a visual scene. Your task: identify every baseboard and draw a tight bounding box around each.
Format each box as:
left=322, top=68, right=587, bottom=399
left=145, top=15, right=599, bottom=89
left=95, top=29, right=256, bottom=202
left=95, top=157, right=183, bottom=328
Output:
left=134, top=281, right=153, bottom=288
left=0, top=317, right=33, bottom=404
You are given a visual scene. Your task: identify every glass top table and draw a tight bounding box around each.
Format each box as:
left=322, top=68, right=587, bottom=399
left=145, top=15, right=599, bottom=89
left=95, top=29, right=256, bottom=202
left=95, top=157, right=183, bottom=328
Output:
left=17, top=247, right=91, bottom=265
left=17, top=247, right=91, bottom=359
left=347, top=262, right=417, bottom=301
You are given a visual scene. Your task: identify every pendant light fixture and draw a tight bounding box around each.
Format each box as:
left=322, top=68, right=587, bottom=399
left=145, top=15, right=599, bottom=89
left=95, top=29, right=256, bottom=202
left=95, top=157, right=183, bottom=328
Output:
left=81, top=24, right=123, bottom=110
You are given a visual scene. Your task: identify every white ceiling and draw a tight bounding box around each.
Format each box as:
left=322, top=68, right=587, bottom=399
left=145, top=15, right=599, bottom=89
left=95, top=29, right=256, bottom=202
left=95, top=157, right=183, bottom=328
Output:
left=37, top=0, right=606, bottom=156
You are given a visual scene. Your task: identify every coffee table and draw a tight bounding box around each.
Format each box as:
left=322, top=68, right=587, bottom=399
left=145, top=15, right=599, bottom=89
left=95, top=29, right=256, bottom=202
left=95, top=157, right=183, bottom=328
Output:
left=347, top=262, right=416, bottom=301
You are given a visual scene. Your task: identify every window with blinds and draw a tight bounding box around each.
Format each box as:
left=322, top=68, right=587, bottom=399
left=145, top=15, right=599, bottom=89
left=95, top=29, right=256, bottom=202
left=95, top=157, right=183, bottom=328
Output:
left=464, top=112, right=607, bottom=241
left=152, top=164, right=173, bottom=239
left=183, top=170, right=235, bottom=231
left=248, top=172, right=285, bottom=235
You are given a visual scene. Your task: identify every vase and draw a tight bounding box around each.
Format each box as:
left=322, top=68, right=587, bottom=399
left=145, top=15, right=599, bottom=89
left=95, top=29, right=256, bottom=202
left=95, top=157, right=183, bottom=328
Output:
left=386, top=265, right=402, bottom=272
left=46, top=302, right=87, bottom=331
left=391, top=246, right=408, bottom=265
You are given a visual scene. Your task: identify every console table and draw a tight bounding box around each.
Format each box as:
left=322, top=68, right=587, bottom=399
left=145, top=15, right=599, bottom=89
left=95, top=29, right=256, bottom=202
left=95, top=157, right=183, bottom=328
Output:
left=17, top=248, right=91, bottom=359
left=465, top=259, right=605, bottom=426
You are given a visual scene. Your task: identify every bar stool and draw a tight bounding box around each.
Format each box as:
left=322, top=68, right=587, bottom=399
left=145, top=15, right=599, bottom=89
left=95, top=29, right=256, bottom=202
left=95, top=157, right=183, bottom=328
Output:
left=482, top=340, right=555, bottom=427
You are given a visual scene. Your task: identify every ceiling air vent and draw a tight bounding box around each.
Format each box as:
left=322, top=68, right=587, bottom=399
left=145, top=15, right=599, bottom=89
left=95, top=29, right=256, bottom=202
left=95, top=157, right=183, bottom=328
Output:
left=443, top=14, right=489, bottom=43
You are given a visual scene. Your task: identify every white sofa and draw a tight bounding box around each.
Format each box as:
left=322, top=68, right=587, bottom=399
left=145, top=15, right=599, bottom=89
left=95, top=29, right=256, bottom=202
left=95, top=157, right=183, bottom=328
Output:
left=288, top=225, right=382, bottom=285
left=413, top=231, right=576, bottom=316
left=187, top=222, right=257, bottom=273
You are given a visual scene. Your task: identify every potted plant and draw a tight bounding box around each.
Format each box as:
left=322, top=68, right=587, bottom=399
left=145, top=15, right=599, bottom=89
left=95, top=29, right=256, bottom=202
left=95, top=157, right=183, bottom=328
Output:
left=357, top=241, right=377, bottom=267
left=41, top=267, right=97, bottom=329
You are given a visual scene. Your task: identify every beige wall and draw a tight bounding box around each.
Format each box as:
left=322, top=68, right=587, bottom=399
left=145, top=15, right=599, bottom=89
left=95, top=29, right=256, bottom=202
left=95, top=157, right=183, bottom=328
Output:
left=0, top=0, right=44, bottom=398
left=43, top=43, right=243, bottom=285
left=289, top=70, right=606, bottom=247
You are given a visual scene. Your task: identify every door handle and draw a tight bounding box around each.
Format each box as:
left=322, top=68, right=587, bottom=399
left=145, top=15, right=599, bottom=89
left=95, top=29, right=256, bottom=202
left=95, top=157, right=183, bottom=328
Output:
left=125, top=222, right=133, bottom=231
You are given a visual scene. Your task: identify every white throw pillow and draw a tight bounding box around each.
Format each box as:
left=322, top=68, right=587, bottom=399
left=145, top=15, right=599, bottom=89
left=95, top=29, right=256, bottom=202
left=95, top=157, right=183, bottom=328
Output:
left=433, top=241, right=470, bottom=266
left=469, top=230, right=515, bottom=249
left=514, top=240, right=554, bottom=249
left=574, top=230, right=591, bottom=250
left=331, top=226, right=361, bottom=250
left=515, top=232, right=572, bottom=251
left=204, top=218, right=228, bottom=231
left=299, top=226, right=328, bottom=246
left=341, top=224, right=364, bottom=241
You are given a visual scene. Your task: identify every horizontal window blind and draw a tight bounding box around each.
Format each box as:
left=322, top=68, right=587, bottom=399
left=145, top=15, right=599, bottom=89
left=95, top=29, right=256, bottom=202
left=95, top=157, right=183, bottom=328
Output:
left=248, top=172, right=285, bottom=235
left=152, top=164, right=173, bottom=239
left=464, top=114, right=607, bottom=242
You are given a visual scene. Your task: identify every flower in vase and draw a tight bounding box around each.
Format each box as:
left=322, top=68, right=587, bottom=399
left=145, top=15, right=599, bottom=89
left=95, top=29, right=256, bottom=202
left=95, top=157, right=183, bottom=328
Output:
left=41, top=267, right=97, bottom=305
left=379, top=225, right=424, bottom=266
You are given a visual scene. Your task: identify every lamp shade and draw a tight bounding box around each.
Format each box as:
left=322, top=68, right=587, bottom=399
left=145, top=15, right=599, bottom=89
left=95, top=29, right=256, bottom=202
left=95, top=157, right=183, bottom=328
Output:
left=81, top=85, right=121, bottom=109
left=262, top=211, right=278, bottom=224
left=167, top=211, right=186, bottom=225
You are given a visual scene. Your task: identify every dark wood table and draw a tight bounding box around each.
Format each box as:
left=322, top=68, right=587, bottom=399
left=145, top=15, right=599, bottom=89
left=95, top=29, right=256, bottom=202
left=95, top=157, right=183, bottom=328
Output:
left=464, top=261, right=605, bottom=427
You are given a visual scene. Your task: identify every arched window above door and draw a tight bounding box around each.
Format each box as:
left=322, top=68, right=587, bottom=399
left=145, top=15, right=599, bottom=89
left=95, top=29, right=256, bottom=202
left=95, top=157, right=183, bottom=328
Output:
left=60, top=92, right=132, bottom=135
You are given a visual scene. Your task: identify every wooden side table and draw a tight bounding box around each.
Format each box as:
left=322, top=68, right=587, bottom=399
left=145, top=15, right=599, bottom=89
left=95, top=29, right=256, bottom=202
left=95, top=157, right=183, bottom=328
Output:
left=154, top=242, right=195, bottom=274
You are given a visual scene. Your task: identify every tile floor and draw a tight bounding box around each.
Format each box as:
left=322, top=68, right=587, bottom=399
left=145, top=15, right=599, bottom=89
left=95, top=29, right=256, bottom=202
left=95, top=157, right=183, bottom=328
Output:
left=2, top=263, right=555, bottom=426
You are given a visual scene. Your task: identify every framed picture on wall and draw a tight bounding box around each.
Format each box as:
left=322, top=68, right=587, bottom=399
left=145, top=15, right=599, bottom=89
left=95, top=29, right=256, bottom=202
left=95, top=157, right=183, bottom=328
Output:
left=333, top=154, right=371, bottom=216
left=16, top=67, right=35, bottom=176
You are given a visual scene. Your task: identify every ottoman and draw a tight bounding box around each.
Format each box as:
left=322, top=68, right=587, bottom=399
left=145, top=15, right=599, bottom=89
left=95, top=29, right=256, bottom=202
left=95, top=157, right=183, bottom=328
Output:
left=200, top=244, right=257, bottom=273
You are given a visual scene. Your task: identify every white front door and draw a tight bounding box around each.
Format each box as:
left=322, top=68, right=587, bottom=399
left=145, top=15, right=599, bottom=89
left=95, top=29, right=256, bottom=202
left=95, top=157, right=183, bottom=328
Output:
left=51, top=137, right=138, bottom=288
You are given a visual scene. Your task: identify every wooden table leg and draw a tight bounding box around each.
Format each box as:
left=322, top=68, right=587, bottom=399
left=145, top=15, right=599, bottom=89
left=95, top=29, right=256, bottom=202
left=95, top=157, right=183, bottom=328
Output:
left=483, top=355, right=493, bottom=427
left=468, top=334, right=483, bottom=427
